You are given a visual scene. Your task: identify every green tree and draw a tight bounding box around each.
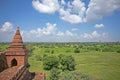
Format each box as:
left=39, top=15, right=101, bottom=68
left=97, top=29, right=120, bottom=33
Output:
left=43, top=55, right=59, bottom=70
left=67, top=55, right=76, bottom=71
left=51, top=50, right=54, bottom=54
left=59, top=71, right=92, bottom=80
left=74, top=48, right=80, bottom=53
left=117, top=49, right=120, bottom=53
left=49, top=67, right=60, bottom=80
left=35, top=55, right=42, bottom=61
left=59, top=54, right=76, bottom=71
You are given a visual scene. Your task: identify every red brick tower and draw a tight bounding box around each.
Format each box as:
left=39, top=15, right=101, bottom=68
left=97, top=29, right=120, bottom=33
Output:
left=5, top=27, right=28, bottom=68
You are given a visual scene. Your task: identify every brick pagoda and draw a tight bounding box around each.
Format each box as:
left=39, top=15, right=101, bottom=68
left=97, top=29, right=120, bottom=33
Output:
left=0, top=27, right=45, bottom=80
left=5, top=27, right=28, bottom=67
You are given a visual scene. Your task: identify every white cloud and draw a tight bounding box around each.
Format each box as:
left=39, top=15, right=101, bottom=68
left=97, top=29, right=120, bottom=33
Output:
left=57, top=30, right=77, bottom=37
left=42, top=23, right=57, bottom=35
left=32, top=0, right=59, bottom=14
left=56, top=30, right=79, bottom=42
left=102, top=32, right=108, bottom=38
left=22, top=23, right=57, bottom=42
left=66, top=30, right=74, bottom=37
left=94, top=24, right=104, bottom=28
left=83, top=33, right=92, bottom=39
left=59, top=0, right=86, bottom=23
left=71, top=28, right=78, bottom=31
left=0, top=22, right=14, bottom=32
left=61, top=0, right=66, bottom=5
left=86, top=0, right=120, bottom=22
left=24, top=22, right=57, bottom=37
left=0, top=22, right=15, bottom=42
left=92, top=31, right=100, bottom=38
left=0, top=22, right=110, bottom=42
left=22, top=22, right=79, bottom=42
left=57, top=31, right=64, bottom=37
left=59, top=8, right=82, bottom=24
left=32, top=0, right=86, bottom=23
left=83, top=31, right=101, bottom=39
left=32, top=0, right=120, bottom=23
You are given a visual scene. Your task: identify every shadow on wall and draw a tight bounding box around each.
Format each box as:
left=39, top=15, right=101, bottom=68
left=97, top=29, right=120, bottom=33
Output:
left=0, top=53, right=8, bottom=72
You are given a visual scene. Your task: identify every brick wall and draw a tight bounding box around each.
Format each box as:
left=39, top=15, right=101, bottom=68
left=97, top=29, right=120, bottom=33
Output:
left=6, top=55, right=25, bottom=68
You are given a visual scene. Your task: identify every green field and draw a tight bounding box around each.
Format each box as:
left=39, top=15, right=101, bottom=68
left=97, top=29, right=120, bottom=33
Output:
left=26, top=42, right=120, bottom=80
left=0, top=42, right=120, bottom=80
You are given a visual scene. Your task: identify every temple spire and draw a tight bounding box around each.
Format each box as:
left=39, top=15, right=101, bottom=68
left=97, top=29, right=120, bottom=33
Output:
left=12, top=26, right=23, bottom=43
left=5, top=27, right=28, bottom=67
left=17, top=26, right=19, bottom=30
left=5, top=27, right=26, bottom=55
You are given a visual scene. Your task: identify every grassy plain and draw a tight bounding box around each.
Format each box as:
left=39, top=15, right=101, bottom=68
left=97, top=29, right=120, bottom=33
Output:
left=27, top=43, right=120, bottom=80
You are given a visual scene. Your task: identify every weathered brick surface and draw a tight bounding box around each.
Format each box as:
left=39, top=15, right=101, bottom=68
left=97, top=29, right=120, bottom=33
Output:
left=0, top=66, right=22, bottom=80
left=6, top=56, right=25, bottom=67
left=33, top=72, right=46, bottom=80
left=0, top=65, right=31, bottom=80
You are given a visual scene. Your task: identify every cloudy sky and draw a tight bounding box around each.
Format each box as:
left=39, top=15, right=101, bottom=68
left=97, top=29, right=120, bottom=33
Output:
left=0, top=0, right=120, bottom=42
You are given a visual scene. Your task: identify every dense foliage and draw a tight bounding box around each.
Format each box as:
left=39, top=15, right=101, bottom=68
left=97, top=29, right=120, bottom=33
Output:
left=59, top=54, right=75, bottom=71
left=59, top=71, right=92, bottom=80
left=0, top=43, right=9, bottom=52
left=43, top=55, right=59, bottom=70
left=25, top=42, right=120, bottom=53
left=49, top=68, right=60, bottom=80
left=74, top=48, right=80, bottom=53
left=43, top=54, right=75, bottom=71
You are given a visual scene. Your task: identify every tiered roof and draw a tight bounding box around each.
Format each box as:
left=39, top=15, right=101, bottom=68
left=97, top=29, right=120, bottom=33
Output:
left=5, top=27, right=27, bottom=55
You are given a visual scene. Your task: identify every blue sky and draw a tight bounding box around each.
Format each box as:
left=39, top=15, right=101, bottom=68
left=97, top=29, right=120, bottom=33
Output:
left=0, top=0, right=120, bottom=42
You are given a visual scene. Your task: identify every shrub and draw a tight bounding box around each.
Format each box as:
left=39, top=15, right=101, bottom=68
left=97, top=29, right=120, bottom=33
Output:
left=102, top=47, right=114, bottom=52
left=49, top=67, right=60, bottom=80
left=44, top=49, right=50, bottom=53
left=117, top=49, right=120, bottom=53
left=65, top=49, right=71, bottom=53
left=35, top=55, right=42, bottom=61
left=74, top=48, right=80, bottom=53
left=28, top=53, right=32, bottom=57
left=51, top=50, right=54, bottom=54
left=43, top=55, right=59, bottom=70
left=59, top=71, right=92, bottom=80
left=59, top=54, right=76, bottom=71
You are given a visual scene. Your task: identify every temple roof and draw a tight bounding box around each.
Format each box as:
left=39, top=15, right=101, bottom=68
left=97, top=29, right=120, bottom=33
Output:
left=0, top=65, right=23, bottom=80
left=5, top=27, right=27, bottom=55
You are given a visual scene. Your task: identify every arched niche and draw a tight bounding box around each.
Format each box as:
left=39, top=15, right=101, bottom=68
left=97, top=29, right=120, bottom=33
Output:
left=11, top=58, right=17, bottom=67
